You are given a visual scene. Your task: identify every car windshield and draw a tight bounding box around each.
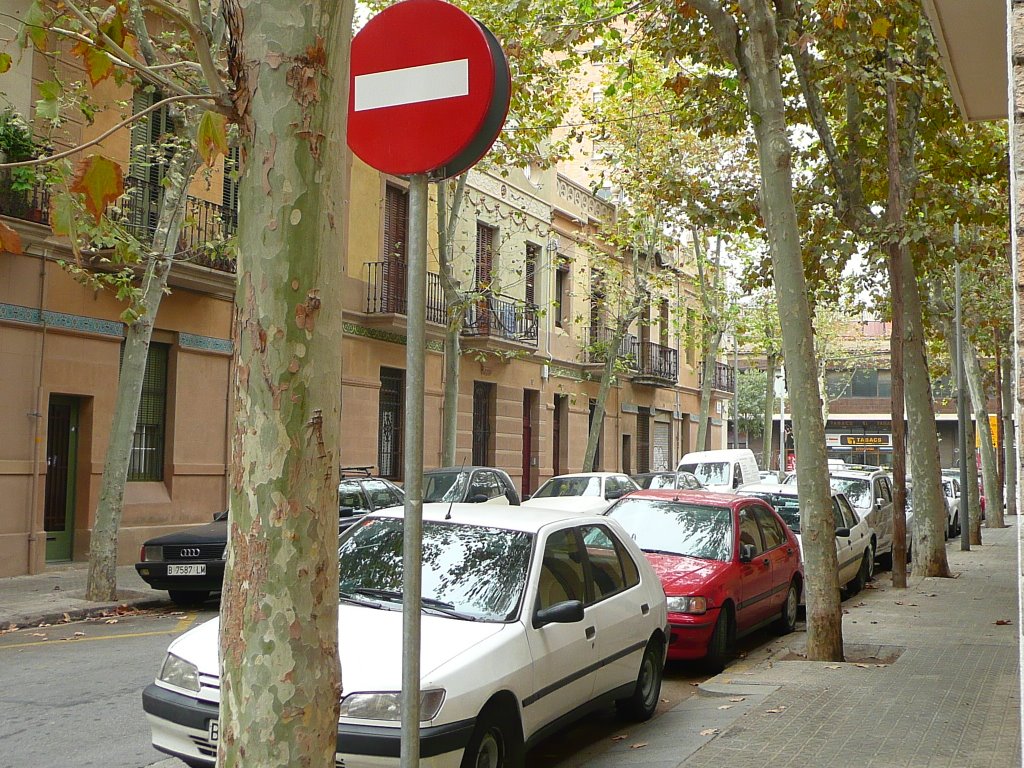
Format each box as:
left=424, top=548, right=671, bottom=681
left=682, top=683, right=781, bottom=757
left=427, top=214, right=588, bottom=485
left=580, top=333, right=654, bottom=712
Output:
left=829, top=477, right=871, bottom=509
left=605, top=498, right=733, bottom=561
left=532, top=476, right=602, bottom=498
left=423, top=471, right=469, bottom=503
left=645, top=474, right=678, bottom=490
left=745, top=492, right=801, bottom=533
left=338, top=518, right=533, bottom=622
left=679, top=462, right=729, bottom=486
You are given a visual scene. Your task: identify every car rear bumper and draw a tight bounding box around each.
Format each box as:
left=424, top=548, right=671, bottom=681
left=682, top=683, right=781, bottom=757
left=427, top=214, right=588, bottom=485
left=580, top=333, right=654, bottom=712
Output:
left=142, top=683, right=473, bottom=767
left=135, top=562, right=225, bottom=592
left=665, top=609, right=719, bottom=660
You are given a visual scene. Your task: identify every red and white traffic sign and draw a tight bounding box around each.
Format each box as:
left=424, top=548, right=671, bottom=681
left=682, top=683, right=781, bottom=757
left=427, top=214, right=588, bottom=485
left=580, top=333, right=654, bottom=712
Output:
left=347, top=0, right=510, bottom=179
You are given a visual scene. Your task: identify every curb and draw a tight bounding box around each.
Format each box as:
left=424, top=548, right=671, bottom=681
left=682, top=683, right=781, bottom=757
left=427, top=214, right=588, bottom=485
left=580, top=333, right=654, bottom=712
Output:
left=3, top=596, right=172, bottom=631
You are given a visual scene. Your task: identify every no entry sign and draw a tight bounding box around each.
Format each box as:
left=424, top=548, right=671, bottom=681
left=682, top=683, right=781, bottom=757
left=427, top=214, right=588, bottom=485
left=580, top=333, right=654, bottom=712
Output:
left=347, top=0, right=511, bottom=179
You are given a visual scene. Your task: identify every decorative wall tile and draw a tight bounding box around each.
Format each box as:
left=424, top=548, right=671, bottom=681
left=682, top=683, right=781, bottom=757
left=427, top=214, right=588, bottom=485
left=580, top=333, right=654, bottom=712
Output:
left=0, top=302, right=123, bottom=337
left=179, top=333, right=233, bottom=354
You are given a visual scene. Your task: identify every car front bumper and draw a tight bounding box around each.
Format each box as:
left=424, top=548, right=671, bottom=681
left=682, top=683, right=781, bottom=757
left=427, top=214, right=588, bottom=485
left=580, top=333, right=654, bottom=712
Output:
left=665, top=608, right=720, bottom=660
left=142, top=683, right=473, bottom=767
left=135, top=561, right=225, bottom=592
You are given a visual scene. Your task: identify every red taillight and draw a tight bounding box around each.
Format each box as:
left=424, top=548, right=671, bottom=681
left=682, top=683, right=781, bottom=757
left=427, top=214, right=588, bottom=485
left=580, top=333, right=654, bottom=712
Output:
left=140, top=545, right=147, bottom=562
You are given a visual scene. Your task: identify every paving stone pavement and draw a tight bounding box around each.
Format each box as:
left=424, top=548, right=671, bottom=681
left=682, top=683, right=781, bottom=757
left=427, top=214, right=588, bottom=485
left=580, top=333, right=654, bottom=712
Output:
left=671, top=518, right=1022, bottom=768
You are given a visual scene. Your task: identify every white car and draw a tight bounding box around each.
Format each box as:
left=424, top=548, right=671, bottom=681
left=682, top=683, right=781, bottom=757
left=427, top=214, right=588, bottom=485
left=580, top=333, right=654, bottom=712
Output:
left=142, top=503, right=668, bottom=767
left=739, top=484, right=876, bottom=597
left=827, top=467, right=895, bottom=569
left=522, top=472, right=639, bottom=514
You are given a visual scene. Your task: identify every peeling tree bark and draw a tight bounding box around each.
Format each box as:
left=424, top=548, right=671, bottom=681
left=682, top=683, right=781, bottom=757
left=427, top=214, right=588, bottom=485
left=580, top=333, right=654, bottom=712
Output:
left=1002, top=351, right=1017, bottom=516
left=217, top=1, right=353, bottom=765
left=762, top=352, right=777, bottom=471
left=86, top=143, right=200, bottom=601
left=736, top=0, right=842, bottom=660
left=438, top=175, right=468, bottom=466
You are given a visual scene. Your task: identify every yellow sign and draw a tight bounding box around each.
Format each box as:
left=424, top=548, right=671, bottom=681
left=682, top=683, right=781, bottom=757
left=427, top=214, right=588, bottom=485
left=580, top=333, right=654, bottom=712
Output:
left=839, top=434, right=891, bottom=447
left=977, top=415, right=1000, bottom=449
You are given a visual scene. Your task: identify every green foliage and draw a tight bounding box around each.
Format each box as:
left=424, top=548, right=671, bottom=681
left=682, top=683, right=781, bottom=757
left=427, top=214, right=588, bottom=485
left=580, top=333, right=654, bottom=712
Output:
left=737, top=369, right=771, bottom=438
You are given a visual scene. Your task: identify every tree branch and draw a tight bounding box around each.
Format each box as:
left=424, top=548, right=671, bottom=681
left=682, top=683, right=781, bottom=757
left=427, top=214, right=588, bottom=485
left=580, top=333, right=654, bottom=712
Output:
left=687, top=0, right=744, bottom=73
left=187, top=0, right=229, bottom=101
left=0, top=93, right=215, bottom=168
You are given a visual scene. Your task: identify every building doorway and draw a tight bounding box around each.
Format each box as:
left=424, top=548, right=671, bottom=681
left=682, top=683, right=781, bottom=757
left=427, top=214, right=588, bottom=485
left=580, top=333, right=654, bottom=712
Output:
left=44, top=395, right=79, bottom=561
left=522, top=390, right=537, bottom=497
left=473, top=381, right=494, bottom=466
left=378, top=368, right=404, bottom=479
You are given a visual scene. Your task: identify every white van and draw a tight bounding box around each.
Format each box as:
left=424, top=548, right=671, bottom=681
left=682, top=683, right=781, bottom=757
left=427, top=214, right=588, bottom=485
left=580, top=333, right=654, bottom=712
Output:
left=678, top=449, right=760, bottom=493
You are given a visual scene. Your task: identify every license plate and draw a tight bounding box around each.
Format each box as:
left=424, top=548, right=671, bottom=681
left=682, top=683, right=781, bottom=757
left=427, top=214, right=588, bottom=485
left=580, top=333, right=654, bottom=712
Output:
left=167, top=564, right=207, bottom=576
left=208, top=720, right=219, bottom=743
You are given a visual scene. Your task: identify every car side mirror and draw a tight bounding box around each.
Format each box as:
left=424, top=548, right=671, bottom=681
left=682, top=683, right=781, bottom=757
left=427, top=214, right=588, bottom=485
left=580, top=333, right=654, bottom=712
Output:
left=339, top=505, right=355, bottom=518
left=468, top=493, right=489, bottom=503
left=533, top=600, right=585, bottom=628
left=739, top=543, right=756, bottom=562
left=835, top=527, right=851, bottom=537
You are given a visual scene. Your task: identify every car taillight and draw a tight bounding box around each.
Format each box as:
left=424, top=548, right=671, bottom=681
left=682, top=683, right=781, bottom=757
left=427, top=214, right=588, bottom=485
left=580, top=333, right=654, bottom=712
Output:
left=140, top=545, right=146, bottom=562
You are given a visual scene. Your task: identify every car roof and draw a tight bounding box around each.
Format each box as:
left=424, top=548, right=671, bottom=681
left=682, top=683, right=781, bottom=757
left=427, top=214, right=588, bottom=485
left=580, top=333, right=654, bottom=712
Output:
left=616, top=489, right=751, bottom=507
left=546, top=471, right=624, bottom=480
left=740, top=483, right=843, bottom=500
left=424, top=466, right=507, bottom=473
left=370, top=502, right=608, bottom=532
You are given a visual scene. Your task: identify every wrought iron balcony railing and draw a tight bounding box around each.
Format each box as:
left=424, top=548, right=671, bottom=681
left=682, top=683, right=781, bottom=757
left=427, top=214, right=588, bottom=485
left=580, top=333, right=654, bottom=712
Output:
left=582, top=327, right=679, bottom=382
left=699, top=361, right=736, bottom=393
left=583, top=326, right=637, bottom=363
left=1, top=174, right=237, bottom=273
left=364, top=259, right=446, bottom=325
left=462, top=293, right=539, bottom=345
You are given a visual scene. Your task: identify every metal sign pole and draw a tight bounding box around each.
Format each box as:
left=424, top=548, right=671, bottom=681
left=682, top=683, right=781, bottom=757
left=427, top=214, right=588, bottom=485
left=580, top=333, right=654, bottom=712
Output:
left=400, top=173, right=428, bottom=767
left=955, top=252, right=970, bottom=552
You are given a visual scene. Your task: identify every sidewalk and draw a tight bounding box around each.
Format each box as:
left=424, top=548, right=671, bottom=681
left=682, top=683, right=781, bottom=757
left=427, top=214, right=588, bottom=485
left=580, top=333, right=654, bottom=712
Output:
left=0, top=562, right=171, bottom=629
left=577, top=518, right=1022, bottom=768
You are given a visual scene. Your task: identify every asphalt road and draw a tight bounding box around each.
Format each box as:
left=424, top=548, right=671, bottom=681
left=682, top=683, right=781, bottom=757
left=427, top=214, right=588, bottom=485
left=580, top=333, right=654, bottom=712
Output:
left=0, top=604, right=779, bottom=768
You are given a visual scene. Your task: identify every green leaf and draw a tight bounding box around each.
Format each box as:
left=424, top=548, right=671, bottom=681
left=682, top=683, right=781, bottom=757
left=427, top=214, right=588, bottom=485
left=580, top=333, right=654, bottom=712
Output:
left=20, top=1, right=48, bottom=50
left=69, top=155, right=125, bottom=223
left=197, top=110, right=229, bottom=167
left=49, top=193, right=77, bottom=237
left=0, top=53, right=11, bottom=74
left=35, top=97, right=58, bottom=121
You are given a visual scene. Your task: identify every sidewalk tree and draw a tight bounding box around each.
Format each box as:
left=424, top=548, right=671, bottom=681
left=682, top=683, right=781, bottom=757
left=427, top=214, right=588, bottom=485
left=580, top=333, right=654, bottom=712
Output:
left=737, top=287, right=783, bottom=471
left=640, top=1, right=842, bottom=660
left=8, top=0, right=354, bottom=764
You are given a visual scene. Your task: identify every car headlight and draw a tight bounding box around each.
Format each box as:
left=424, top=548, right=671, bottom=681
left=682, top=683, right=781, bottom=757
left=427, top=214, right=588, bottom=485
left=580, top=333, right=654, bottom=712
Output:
left=159, top=653, right=200, bottom=692
left=666, top=596, right=708, bottom=615
left=339, top=689, right=445, bottom=721
left=143, top=545, right=163, bottom=562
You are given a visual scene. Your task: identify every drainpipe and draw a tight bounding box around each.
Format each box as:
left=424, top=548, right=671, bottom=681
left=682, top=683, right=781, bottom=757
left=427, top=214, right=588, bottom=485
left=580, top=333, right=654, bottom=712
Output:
left=26, top=247, right=50, bottom=574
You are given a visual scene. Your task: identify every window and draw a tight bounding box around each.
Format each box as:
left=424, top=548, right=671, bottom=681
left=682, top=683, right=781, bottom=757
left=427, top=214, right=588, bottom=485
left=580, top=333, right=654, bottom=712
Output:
left=383, top=184, right=408, bottom=262
left=753, top=506, right=787, bottom=549
left=472, top=381, right=494, bottom=466
left=128, top=90, right=174, bottom=236
left=685, top=308, right=696, bottom=366
left=378, top=368, right=404, bottom=479
left=364, top=479, right=402, bottom=509
left=338, top=482, right=371, bottom=515
left=476, top=222, right=495, bottom=291
left=469, top=470, right=503, bottom=500
left=836, top=494, right=859, bottom=529
left=738, top=508, right=764, bottom=554
left=525, top=243, right=539, bottom=305
left=538, top=528, right=586, bottom=609
left=588, top=399, right=602, bottom=471
left=222, top=146, right=240, bottom=230
left=659, top=300, right=670, bottom=347
left=849, top=369, right=892, bottom=398
left=579, top=525, right=627, bottom=601
left=554, top=261, right=569, bottom=328
left=128, top=343, right=169, bottom=481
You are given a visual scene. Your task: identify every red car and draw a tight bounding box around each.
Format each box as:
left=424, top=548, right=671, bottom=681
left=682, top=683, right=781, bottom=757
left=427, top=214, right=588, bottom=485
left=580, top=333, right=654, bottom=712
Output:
left=603, top=489, right=803, bottom=671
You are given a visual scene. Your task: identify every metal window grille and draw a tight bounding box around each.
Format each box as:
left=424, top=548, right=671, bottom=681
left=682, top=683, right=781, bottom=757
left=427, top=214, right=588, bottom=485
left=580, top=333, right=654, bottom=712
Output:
left=127, top=343, right=169, bottom=481
left=472, top=382, right=493, bottom=466
left=378, top=368, right=404, bottom=479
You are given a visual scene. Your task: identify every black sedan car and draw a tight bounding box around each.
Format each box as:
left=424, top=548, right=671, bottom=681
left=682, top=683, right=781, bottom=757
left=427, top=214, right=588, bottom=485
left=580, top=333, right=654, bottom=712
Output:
left=135, top=472, right=405, bottom=606
left=422, top=466, right=521, bottom=505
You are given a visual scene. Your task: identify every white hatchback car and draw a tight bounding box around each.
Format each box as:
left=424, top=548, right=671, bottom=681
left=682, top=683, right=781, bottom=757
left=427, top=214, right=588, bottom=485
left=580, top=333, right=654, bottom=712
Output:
left=739, top=484, right=876, bottom=597
left=142, top=504, right=668, bottom=768
left=522, top=472, right=639, bottom=514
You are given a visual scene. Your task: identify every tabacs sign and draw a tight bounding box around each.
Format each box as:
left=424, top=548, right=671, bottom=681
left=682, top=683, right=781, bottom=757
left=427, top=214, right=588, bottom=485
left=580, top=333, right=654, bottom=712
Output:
left=838, top=434, right=892, bottom=448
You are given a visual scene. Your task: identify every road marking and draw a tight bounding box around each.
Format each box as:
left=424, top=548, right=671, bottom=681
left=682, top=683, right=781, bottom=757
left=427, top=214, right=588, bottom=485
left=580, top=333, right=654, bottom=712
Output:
left=354, top=59, right=469, bottom=111
left=0, top=611, right=199, bottom=650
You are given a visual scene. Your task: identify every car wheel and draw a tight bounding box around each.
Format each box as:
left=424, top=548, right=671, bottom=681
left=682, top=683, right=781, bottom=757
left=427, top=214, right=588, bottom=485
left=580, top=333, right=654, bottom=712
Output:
left=168, top=590, right=209, bottom=607
left=773, top=579, right=799, bottom=635
left=704, top=606, right=733, bottom=674
left=460, top=704, right=523, bottom=768
left=849, top=551, right=870, bottom=595
left=616, top=638, right=664, bottom=721
left=951, top=512, right=960, bottom=538
left=877, top=547, right=893, bottom=571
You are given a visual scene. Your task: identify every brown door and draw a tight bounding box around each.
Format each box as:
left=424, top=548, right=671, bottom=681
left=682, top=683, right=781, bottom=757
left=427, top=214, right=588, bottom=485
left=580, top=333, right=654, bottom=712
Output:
left=522, top=391, right=534, bottom=496
left=44, top=396, right=79, bottom=561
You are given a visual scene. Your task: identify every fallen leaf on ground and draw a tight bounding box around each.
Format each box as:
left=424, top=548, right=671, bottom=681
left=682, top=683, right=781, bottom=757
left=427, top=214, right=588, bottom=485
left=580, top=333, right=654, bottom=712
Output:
left=62, top=613, right=71, bottom=623
left=995, top=619, right=1012, bottom=625
left=660, top=698, right=669, bottom=703
left=105, top=619, right=118, bottom=624
left=73, top=631, right=85, bottom=637
left=894, top=601, right=904, bottom=605
left=629, top=742, right=648, bottom=749
left=700, top=728, right=719, bottom=736
left=729, top=696, right=746, bottom=702
left=854, top=663, right=870, bottom=668
left=31, top=632, right=47, bottom=638
left=765, top=706, right=787, bottom=714
left=611, top=735, right=628, bottom=742
left=825, top=664, right=841, bottom=669
left=718, top=704, right=733, bottom=710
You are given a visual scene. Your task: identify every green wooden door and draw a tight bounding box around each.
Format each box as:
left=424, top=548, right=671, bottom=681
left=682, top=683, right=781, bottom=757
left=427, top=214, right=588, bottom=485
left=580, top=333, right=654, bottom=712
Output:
left=44, top=396, right=79, bottom=561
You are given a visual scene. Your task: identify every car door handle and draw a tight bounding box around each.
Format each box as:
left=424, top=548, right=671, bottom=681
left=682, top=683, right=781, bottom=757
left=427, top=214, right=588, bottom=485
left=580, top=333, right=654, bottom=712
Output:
left=585, top=626, right=596, bottom=640
left=761, top=558, right=770, bottom=567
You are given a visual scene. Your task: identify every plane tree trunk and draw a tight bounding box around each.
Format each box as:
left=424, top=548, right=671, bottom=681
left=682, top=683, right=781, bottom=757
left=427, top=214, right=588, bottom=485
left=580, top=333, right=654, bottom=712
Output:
left=963, top=336, right=1004, bottom=527
left=438, top=175, right=468, bottom=466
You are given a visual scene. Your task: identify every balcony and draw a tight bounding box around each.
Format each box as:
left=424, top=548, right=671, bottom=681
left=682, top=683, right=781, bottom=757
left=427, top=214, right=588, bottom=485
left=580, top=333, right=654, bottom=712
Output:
left=462, top=293, right=538, bottom=347
left=582, top=327, right=679, bottom=384
left=1, top=174, right=237, bottom=274
left=699, top=361, right=735, bottom=393
left=364, top=260, right=446, bottom=325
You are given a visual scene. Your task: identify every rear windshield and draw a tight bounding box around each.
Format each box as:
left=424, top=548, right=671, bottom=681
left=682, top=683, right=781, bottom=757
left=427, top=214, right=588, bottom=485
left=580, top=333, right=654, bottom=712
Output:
left=829, top=477, right=871, bottom=509
left=745, top=492, right=801, bottom=533
left=532, top=476, right=602, bottom=498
